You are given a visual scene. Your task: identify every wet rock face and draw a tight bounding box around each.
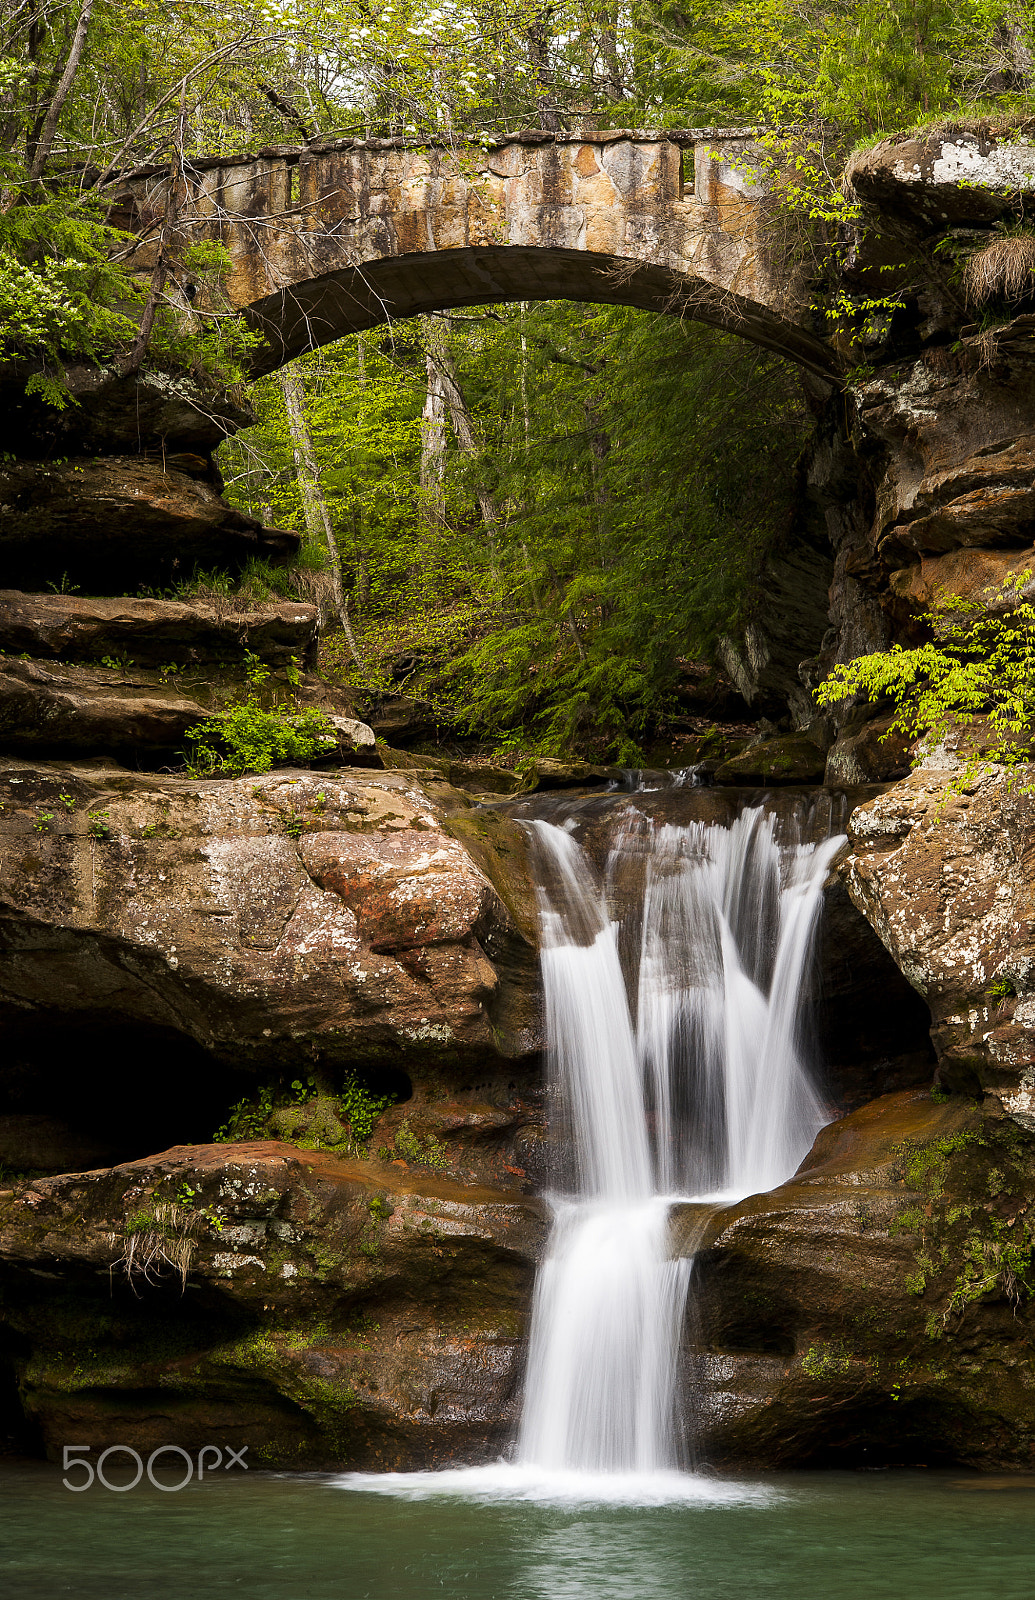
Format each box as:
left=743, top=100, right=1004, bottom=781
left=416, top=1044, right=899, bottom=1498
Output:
left=690, top=1089, right=1035, bottom=1469
left=712, top=733, right=827, bottom=786
left=0, top=761, right=540, bottom=1079
left=839, top=767, right=1035, bottom=1129
left=0, top=1143, right=546, bottom=1469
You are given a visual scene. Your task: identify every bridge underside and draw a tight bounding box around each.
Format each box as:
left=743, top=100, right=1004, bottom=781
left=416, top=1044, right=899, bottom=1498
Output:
left=244, top=246, right=838, bottom=379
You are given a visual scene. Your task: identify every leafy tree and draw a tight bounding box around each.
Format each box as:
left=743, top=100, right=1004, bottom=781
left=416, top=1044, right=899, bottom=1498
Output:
left=221, top=304, right=806, bottom=759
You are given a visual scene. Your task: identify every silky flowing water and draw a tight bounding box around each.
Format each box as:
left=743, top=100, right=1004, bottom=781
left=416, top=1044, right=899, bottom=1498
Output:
left=517, top=802, right=844, bottom=1478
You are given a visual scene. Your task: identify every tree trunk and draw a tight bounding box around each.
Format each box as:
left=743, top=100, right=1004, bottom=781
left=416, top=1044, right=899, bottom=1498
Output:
left=280, top=365, right=365, bottom=668
left=420, top=353, right=448, bottom=525
left=28, top=0, right=95, bottom=179
left=424, top=314, right=500, bottom=528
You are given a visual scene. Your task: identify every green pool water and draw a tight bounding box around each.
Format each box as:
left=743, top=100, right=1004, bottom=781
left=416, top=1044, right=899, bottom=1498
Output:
left=2, top=1459, right=1034, bottom=1600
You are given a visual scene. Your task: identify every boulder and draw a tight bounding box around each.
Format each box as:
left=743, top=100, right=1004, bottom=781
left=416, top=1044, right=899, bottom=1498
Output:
left=824, top=714, right=913, bottom=785
left=0, top=760, right=540, bottom=1078
left=323, top=713, right=379, bottom=765
left=712, top=733, right=827, bottom=785
left=847, top=130, right=1035, bottom=226
left=688, top=1088, right=1035, bottom=1468
left=0, top=458, right=298, bottom=592
left=839, top=765, right=1035, bottom=1128
left=0, top=591, right=319, bottom=667
left=0, top=1142, right=546, bottom=1469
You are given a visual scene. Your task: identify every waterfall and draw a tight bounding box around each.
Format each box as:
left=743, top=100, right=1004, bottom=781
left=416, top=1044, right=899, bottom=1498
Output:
left=517, top=802, right=845, bottom=1477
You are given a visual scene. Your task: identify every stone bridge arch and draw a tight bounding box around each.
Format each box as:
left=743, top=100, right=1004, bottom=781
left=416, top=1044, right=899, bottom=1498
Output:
left=118, top=131, right=839, bottom=380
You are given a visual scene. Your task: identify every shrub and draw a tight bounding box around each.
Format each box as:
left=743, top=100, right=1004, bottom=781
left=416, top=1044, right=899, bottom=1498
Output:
left=184, top=699, right=337, bottom=777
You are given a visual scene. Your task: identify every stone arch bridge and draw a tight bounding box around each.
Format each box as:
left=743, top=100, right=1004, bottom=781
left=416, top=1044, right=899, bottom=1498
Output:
left=116, top=130, right=840, bottom=379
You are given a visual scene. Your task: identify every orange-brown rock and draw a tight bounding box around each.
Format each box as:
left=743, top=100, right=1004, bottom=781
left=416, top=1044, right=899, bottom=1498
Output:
left=688, top=1089, right=1035, bottom=1468
left=889, top=545, right=1035, bottom=626
left=0, top=759, right=540, bottom=1078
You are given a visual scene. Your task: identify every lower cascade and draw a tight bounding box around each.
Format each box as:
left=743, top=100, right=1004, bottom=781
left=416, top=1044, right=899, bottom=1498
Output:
left=517, top=803, right=846, bottom=1476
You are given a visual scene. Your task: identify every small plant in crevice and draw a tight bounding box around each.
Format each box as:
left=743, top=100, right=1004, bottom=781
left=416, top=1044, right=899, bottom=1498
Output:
left=86, top=811, right=112, bottom=840
left=108, top=1202, right=202, bottom=1293
left=392, top=1119, right=448, bottom=1171
left=338, top=1072, right=394, bottom=1145
left=32, top=811, right=53, bottom=835
left=213, top=1084, right=277, bottom=1143
left=213, top=1073, right=396, bottom=1152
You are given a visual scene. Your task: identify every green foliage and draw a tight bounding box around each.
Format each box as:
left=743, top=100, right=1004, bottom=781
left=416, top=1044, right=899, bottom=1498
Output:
left=440, top=308, right=804, bottom=756
left=214, top=1085, right=276, bottom=1142
left=223, top=310, right=805, bottom=759
left=900, top=1131, right=978, bottom=1197
left=802, top=1341, right=853, bottom=1378
left=393, top=1119, right=449, bottom=1170
left=86, top=810, right=112, bottom=840
left=945, top=1216, right=1035, bottom=1318
left=214, top=1072, right=394, bottom=1148
left=0, top=176, right=140, bottom=390
left=184, top=699, right=337, bottom=778
left=817, top=573, right=1035, bottom=775
left=339, top=1073, right=393, bottom=1144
